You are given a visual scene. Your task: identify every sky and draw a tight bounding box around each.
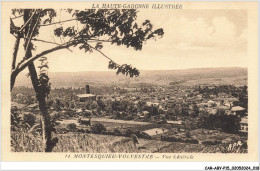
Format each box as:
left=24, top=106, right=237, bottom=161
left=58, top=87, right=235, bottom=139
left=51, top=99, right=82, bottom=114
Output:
left=12, top=9, right=247, bottom=72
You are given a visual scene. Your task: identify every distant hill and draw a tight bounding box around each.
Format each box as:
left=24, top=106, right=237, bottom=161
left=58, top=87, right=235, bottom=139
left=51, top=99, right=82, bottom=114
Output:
left=14, top=67, right=247, bottom=88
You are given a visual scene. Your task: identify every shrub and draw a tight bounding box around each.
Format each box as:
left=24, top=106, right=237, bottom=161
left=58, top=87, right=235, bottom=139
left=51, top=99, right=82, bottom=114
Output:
left=67, top=123, right=77, bottom=130
left=241, top=141, right=247, bottom=149
left=125, top=115, right=134, bottom=120
left=185, top=131, right=191, bottom=138
left=106, top=130, right=115, bottom=135
left=85, top=128, right=91, bottom=133
left=183, top=138, right=199, bottom=144
left=77, top=129, right=85, bottom=133
left=125, top=129, right=133, bottom=137
left=50, top=113, right=61, bottom=120
left=90, top=123, right=106, bottom=134
left=23, top=113, right=36, bottom=127
left=11, top=112, right=22, bottom=129
left=161, top=135, right=182, bottom=142
left=57, top=127, right=69, bottom=134
left=161, top=135, right=199, bottom=144
left=113, top=128, right=121, bottom=136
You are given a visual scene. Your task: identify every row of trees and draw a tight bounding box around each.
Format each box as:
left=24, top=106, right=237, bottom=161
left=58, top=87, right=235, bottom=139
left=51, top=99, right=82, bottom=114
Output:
left=197, top=111, right=240, bottom=133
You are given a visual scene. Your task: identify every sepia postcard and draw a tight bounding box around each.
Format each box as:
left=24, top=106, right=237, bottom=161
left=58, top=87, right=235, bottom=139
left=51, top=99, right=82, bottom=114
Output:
left=1, top=1, right=259, bottom=162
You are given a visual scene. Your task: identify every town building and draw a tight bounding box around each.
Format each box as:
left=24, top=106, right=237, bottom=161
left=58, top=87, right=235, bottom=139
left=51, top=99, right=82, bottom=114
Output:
left=76, top=85, right=96, bottom=102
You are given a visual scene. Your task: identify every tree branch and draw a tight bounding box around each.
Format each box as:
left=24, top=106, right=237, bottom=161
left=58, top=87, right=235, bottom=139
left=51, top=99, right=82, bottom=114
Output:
left=11, top=26, right=112, bottom=91
left=32, top=38, right=73, bottom=52
left=11, top=41, right=76, bottom=91
left=24, top=10, right=41, bottom=55
left=11, top=9, right=38, bottom=91
left=31, top=38, right=66, bottom=46
left=19, top=10, right=37, bottom=33
left=21, top=36, right=73, bottom=52
left=12, top=34, right=21, bottom=70
left=39, top=16, right=101, bottom=27
left=11, top=37, right=118, bottom=91
left=88, top=44, right=115, bottom=62
left=88, top=39, right=113, bottom=43
left=24, top=10, right=42, bottom=94
left=40, top=18, right=78, bottom=26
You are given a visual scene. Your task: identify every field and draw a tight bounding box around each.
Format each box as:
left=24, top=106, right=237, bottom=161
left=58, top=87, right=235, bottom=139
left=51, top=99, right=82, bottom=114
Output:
left=50, top=133, right=238, bottom=153
left=11, top=131, right=246, bottom=153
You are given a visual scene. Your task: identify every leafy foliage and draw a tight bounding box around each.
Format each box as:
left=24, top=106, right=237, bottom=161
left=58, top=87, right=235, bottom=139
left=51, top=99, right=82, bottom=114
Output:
left=197, top=112, right=240, bottom=133
left=10, top=18, right=20, bottom=35
left=11, top=8, right=164, bottom=80
left=108, top=61, right=140, bottom=78
left=91, top=123, right=106, bottom=134
left=11, top=108, right=22, bottom=130
left=10, top=8, right=164, bottom=152
left=54, top=27, right=77, bottom=37
left=11, top=9, right=56, bottom=38
left=53, top=9, right=163, bottom=77
left=38, top=56, right=51, bottom=98
left=72, top=9, right=164, bottom=50
left=67, top=123, right=77, bottom=130
left=41, top=9, right=57, bottom=24
left=23, top=113, right=36, bottom=127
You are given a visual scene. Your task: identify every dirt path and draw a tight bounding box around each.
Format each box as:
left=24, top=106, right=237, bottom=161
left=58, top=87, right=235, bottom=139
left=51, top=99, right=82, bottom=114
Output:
left=92, top=118, right=150, bottom=125
left=57, top=117, right=150, bottom=125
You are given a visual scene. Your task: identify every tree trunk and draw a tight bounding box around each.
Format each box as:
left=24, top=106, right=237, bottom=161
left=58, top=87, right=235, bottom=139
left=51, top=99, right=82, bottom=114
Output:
left=23, top=10, right=54, bottom=152
left=37, top=95, right=53, bottom=152
left=27, top=63, right=54, bottom=152
left=10, top=33, right=22, bottom=90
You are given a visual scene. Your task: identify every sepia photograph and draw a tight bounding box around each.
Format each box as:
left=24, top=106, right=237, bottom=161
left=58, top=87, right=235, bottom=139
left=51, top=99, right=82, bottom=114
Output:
left=1, top=1, right=259, bottom=163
